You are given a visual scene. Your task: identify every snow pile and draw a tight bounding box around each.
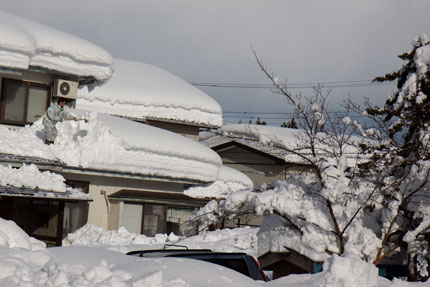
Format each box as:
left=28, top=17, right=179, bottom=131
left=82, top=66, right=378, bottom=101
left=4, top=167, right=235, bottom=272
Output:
left=0, top=164, right=67, bottom=192
left=63, top=224, right=259, bottom=258
left=0, top=124, right=56, bottom=160
left=63, top=224, right=170, bottom=247
left=322, top=253, right=379, bottom=287
left=0, top=218, right=67, bottom=286
left=2, top=216, right=429, bottom=286
left=185, top=165, right=254, bottom=198
left=77, top=59, right=223, bottom=127
left=0, top=110, right=222, bottom=182
left=0, top=10, right=113, bottom=82
left=0, top=217, right=260, bottom=286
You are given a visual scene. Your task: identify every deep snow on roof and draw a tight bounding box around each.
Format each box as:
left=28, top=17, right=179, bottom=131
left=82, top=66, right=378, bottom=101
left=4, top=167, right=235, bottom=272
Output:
left=77, top=59, right=223, bottom=127
left=0, top=10, right=113, bottom=82
left=185, top=165, right=253, bottom=199
left=0, top=110, right=222, bottom=183
left=202, top=124, right=363, bottom=165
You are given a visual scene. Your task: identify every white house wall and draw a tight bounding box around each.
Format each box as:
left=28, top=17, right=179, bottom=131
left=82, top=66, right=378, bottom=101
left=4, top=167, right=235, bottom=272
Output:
left=60, top=172, right=184, bottom=230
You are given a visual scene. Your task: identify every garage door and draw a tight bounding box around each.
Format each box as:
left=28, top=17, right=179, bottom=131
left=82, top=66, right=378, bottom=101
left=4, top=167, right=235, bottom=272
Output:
left=121, top=203, right=143, bottom=234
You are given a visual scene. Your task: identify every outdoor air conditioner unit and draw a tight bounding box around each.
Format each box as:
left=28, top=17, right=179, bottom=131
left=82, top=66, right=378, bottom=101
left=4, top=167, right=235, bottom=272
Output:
left=54, top=79, right=78, bottom=99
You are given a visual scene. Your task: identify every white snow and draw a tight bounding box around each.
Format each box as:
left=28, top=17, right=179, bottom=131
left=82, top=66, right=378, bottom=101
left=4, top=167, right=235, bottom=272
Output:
left=204, top=124, right=364, bottom=166
left=77, top=59, right=223, bottom=127
left=185, top=165, right=254, bottom=199
left=0, top=163, right=66, bottom=192
left=63, top=224, right=259, bottom=259
left=0, top=10, right=113, bottom=82
left=195, top=167, right=383, bottom=263
left=0, top=110, right=222, bottom=183
left=1, top=217, right=427, bottom=286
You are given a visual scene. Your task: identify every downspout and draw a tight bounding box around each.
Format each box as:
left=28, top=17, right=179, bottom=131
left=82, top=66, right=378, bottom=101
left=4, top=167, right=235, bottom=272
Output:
left=100, top=190, right=111, bottom=230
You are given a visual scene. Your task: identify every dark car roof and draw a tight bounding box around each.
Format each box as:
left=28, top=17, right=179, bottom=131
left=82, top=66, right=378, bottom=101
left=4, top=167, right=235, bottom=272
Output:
left=127, top=248, right=268, bottom=281
left=126, top=249, right=248, bottom=257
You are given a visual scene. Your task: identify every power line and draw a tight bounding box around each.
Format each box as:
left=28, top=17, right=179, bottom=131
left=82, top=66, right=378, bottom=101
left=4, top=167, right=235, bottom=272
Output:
left=190, top=80, right=395, bottom=89
left=223, top=111, right=366, bottom=116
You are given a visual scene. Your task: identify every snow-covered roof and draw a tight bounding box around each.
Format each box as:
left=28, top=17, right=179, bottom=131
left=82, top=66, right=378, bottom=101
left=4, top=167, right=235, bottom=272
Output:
left=0, top=164, right=65, bottom=192
left=185, top=165, right=253, bottom=199
left=202, top=124, right=309, bottom=164
left=0, top=10, right=113, bottom=83
left=77, top=59, right=223, bottom=127
left=0, top=110, right=222, bottom=183
left=0, top=164, right=90, bottom=200
left=202, top=124, right=363, bottom=165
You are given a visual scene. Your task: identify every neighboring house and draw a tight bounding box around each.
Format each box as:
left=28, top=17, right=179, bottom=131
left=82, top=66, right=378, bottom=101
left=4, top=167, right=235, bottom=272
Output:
left=200, top=124, right=315, bottom=230
left=200, top=124, right=313, bottom=189
left=76, top=58, right=223, bottom=141
left=0, top=10, right=224, bottom=246
left=200, top=124, right=336, bottom=275
left=202, top=124, right=408, bottom=279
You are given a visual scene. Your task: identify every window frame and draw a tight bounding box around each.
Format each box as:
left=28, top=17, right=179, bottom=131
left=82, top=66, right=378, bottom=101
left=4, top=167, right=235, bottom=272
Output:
left=0, top=78, right=51, bottom=126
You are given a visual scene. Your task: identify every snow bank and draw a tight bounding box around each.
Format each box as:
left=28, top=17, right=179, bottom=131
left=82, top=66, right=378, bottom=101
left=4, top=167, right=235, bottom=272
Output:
left=77, top=59, right=222, bottom=127
left=322, top=253, right=379, bottom=287
left=0, top=110, right=222, bottom=182
left=1, top=217, right=260, bottom=286
left=0, top=10, right=113, bottom=82
left=63, top=224, right=259, bottom=258
left=185, top=165, right=254, bottom=198
left=62, top=224, right=170, bottom=247
left=2, top=217, right=427, bottom=286
left=0, top=218, right=66, bottom=286
left=265, top=254, right=393, bottom=287
left=0, top=164, right=66, bottom=192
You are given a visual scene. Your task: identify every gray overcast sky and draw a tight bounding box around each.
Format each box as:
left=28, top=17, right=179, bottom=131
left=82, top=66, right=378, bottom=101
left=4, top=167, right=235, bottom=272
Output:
left=2, top=0, right=430, bottom=125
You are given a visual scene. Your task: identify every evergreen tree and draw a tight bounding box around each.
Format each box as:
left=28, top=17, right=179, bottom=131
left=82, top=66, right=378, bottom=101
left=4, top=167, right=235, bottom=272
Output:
left=371, top=35, right=430, bottom=160
left=367, top=34, right=430, bottom=281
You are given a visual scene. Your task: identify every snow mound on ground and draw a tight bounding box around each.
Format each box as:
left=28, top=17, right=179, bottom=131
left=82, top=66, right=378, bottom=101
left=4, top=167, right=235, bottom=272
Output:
left=322, top=253, right=379, bottom=287
left=64, top=224, right=259, bottom=258
left=0, top=218, right=45, bottom=250
left=0, top=10, right=113, bottom=82
left=185, top=165, right=254, bottom=198
left=0, top=218, right=66, bottom=286
left=77, top=58, right=223, bottom=127
left=62, top=224, right=169, bottom=246
left=0, top=164, right=67, bottom=192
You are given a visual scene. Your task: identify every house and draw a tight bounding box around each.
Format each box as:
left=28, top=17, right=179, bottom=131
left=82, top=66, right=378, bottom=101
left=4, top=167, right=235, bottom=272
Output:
left=0, top=9, right=113, bottom=246
left=200, top=124, right=313, bottom=188
left=0, top=10, right=226, bottom=245
left=200, top=124, right=316, bottom=228
left=76, top=58, right=223, bottom=141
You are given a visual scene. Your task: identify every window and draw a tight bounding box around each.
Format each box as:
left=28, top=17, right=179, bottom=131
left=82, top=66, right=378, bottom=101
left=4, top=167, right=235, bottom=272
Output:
left=120, top=203, right=197, bottom=236
left=65, top=180, right=90, bottom=194
left=1, top=79, right=51, bottom=125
